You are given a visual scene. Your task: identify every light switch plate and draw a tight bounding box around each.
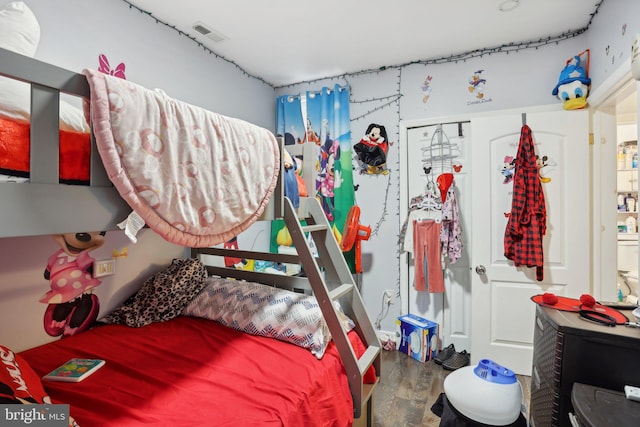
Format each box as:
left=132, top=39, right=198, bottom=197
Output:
left=93, top=258, right=116, bottom=278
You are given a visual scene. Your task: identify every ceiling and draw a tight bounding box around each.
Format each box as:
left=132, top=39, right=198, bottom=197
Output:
left=125, top=0, right=602, bottom=87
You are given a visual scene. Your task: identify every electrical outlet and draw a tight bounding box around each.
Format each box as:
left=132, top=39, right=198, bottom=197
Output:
left=93, top=258, right=116, bottom=278
left=384, top=289, right=395, bottom=305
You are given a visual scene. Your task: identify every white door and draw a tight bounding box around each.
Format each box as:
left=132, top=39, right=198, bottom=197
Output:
left=470, top=109, right=590, bottom=375
left=590, top=74, right=638, bottom=303
left=592, top=109, right=618, bottom=302
left=401, top=121, right=472, bottom=353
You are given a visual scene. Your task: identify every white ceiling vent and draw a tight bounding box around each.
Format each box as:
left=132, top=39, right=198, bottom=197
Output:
left=192, top=22, right=227, bottom=43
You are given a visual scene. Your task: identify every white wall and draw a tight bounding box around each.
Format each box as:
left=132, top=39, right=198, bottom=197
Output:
left=585, top=0, right=640, bottom=96
left=25, top=0, right=275, bottom=128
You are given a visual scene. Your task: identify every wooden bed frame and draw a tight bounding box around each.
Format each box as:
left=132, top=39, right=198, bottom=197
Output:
left=0, top=46, right=381, bottom=425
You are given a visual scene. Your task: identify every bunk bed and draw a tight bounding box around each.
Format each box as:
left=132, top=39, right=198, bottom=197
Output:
left=0, top=44, right=381, bottom=427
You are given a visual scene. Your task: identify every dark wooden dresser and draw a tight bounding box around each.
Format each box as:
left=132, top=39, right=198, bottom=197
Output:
left=529, top=305, right=640, bottom=427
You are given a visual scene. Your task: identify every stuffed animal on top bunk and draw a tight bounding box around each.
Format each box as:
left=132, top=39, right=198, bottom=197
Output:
left=40, top=232, right=106, bottom=338
left=353, top=123, right=391, bottom=175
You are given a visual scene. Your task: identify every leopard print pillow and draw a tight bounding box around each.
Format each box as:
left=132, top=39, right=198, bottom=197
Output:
left=101, top=258, right=208, bottom=327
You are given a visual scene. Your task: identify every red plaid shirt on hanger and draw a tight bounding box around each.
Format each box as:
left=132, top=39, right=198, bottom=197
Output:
left=504, top=124, right=547, bottom=281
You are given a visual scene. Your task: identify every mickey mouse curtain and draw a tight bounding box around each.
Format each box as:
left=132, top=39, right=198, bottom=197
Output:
left=271, top=84, right=356, bottom=271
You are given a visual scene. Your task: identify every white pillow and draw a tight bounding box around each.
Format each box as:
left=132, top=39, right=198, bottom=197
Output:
left=0, top=1, right=40, bottom=57
left=0, top=80, right=90, bottom=132
left=0, top=2, right=89, bottom=132
left=58, top=100, right=91, bottom=132
left=183, top=277, right=354, bottom=359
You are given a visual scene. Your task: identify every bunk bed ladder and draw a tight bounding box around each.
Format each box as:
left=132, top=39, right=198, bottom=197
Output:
left=282, top=196, right=381, bottom=420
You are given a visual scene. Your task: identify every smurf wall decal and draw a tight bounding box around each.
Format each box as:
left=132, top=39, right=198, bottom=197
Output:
left=552, top=50, right=590, bottom=110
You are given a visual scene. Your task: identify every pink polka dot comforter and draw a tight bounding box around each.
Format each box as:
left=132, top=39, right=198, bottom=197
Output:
left=83, top=69, right=280, bottom=247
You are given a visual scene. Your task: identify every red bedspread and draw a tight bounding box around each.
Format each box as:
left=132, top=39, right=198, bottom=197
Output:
left=0, top=117, right=90, bottom=183
left=19, top=316, right=362, bottom=427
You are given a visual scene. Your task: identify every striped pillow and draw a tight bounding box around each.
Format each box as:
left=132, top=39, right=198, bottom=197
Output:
left=183, top=277, right=353, bottom=359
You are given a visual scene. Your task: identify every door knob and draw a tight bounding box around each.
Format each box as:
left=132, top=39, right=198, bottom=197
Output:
left=475, top=265, right=486, bottom=275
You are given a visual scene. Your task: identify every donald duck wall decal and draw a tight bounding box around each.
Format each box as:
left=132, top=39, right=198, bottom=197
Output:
left=552, top=50, right=591, bottom=110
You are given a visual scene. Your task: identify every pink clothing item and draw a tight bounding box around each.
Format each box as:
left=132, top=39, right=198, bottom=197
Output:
left=39, top=249, right=101, bottom=304
left=413, top=220, right=444, bottom=293
left=440, top=184, right=463, bottom=264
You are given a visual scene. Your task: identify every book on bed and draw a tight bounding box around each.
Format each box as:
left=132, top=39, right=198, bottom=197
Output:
left=42, top=358, right=105, bottom=382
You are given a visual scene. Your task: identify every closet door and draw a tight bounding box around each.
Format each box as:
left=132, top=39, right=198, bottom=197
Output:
left=470, top=109, right=589, bottom=375
left=402, top=121, right=472, bottom=353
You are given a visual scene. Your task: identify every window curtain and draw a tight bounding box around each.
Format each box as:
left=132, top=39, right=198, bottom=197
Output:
left=271, top=84, right=356, bottom=271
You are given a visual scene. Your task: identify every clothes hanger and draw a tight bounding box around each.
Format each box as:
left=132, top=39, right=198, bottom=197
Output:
left=420, top=125, right=454, bottom=174
left=418, top=181, right=442, bottom=211
left=418, top=197, right=441, bottom=211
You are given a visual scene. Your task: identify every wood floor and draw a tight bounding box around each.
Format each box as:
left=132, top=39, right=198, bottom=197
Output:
left=371, top=349, right=532, bottom=427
